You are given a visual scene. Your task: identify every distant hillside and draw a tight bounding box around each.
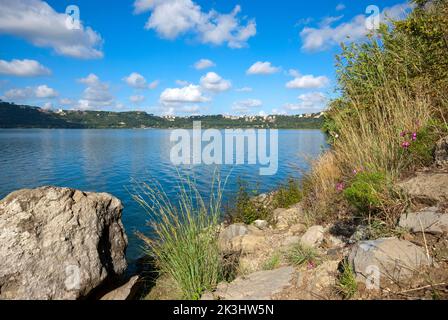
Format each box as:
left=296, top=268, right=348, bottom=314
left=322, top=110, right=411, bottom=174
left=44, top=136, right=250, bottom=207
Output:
left=0, top=102, right=324, bottom=129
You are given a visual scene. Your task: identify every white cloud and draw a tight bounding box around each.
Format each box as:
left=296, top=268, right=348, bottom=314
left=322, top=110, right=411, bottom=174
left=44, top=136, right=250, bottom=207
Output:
left=232, top=98, right=262, bottom=114
left=247, top=61, right=280, bottom=75
left=35, top=85, right=58, bottom=98
left=283, top=92, right=327, bottom=112
left=336, top=4, right=346, bottom=11
left=286, top=74, right=329, bottom=89
left=0, top=59, right=51, bottom=77
left=2, top=84, right=58, bottom=101
left=130, top=95, right=145, bottom=103
left=160, top=84, right=209, bottom=104
left=200, top=72, right=231, bottom=92
left=236, top=87, right=253, bottom=92
left=194, top=59, right=215, bottom=70
left=77, top=74, right=114, bottom=110
left=123, top=72, right=148, bottom=89
left=123, top=72, right=158, bottom=90
left=134, top=0, right=256, bottom=48
left=300, top=2, right=412, bottom=51
left=0, top=0, right=103, bottom=59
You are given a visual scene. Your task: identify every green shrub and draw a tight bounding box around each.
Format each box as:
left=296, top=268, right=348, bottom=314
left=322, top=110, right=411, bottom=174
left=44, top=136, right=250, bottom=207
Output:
left=286, top=243, right=321, bottom=267
left=262, top=252, right=282, bottom=271
left=227, top=180, right=269, bottom=225
left=343, top=171, right=388, bottom=213
left=133, top=175, right=224, bottom=300
left=337, top=260, right=358, bottom=300
left=273, top=178, right=302, bottom=208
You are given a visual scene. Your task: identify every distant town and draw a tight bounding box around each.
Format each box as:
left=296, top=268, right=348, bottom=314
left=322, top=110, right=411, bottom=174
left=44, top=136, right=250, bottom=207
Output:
left=0, top=101, right=325, bottom=129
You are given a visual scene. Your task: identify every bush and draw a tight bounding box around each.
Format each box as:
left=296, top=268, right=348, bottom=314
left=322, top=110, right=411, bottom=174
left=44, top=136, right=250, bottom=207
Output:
left=337, top=260, right=358, bottom=300
left=226, top=180, right=269, bottom=225
left=286, top=243, right=321, bottom=267
left=262, top=252, right=282, bottom=271
left=273, top=178, right=302, bottom=208
left=133, top=175, right=225, bottom=300
left=343, top=171, right=388, bottom=213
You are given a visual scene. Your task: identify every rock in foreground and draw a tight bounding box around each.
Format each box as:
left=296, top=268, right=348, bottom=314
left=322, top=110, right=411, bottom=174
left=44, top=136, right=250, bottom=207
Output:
left=348, top=238, right=431, bottom=284
left=0, top=186, right=128, bottom=300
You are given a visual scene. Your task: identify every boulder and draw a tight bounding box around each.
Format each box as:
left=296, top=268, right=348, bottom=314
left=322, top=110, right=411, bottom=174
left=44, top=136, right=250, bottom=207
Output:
left=273, top=205, right=302, bottom=231
left=219, top=223, right=266, bottom=253
left=282, top=236, right=301, bottom=247
left=435, top=136, right=448, bottom=167
left=299, top=260, right=339, bottom=299
left=348, top=238, right=431, bottom=284
left=0, top=186, right=127, bottom=300
left=398, top=172, right=448, bottom=204
left=230, top=234, right=267, bottom=254
left=253, top=220, right=268, bottom=230
left=300, top=226, right=325, bottom=248
left=100, top=276, right=139, bottom=300
left=288, top=223, right=307, bottom=235
left=210, top=267, right=295, bottom=300
left=399, top=207, right=448, bottom=235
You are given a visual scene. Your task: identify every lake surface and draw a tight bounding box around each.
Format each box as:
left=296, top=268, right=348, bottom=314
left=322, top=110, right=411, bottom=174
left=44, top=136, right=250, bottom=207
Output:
left=0, top=129, right=327, bottom=268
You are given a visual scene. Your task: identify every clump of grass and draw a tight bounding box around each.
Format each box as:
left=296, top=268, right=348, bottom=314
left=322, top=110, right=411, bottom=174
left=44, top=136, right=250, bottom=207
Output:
left=272, top=178, right=302, bottom=208
left=337, top=260, right=358, bottom=300
left=133, top=173, right=226, bottom=300
left=286, top=243, right=321, bottom=268
left=263, top=252, right=282, bottom=270
left=226, top=179, right=269, bottom=225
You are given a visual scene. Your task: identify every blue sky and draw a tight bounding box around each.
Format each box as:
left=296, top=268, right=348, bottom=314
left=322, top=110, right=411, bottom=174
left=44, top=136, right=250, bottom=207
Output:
left=0, top=0, right=410, bottom=116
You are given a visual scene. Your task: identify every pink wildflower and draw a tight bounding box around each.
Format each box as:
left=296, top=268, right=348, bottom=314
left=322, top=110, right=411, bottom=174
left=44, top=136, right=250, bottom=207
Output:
left=402, top=141, right=411, bottom=149
left=411, top=132, right=417, bottom=141
left=336, top=182, right=345, bottom=192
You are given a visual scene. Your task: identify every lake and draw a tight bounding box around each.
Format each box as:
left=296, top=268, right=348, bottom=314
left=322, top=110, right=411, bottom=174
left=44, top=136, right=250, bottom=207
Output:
left=0, top=129, right=327, bottom=268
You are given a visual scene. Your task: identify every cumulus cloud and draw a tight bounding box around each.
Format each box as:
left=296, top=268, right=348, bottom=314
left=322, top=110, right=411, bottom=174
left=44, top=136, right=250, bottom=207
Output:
left=283, top=92, right=327, bottom=112
left=123, top=72, right=159, bottom=90
left=200, top=72, right=231, bottom=92
left=160, top=84, right=209, bottom=104
left=232, top=98, right=262, bottom=114
left=0, top=59, right=51, bottom=77
left=148, top=80, right=160, bottom=89
left=0, top=0, right=103, bottom=59
left=133, top=0, right=256, bottom=48
left=247, top=61, right=280, bottom=75
left=286, top=74, right=329, bottom=89
left=300, top=2, right=412, bottom=51
left=77, top=74, right=114, bottom=110
left=2, top=84, right=58, bottom=101
left=194, top=59, right=215, bottom=70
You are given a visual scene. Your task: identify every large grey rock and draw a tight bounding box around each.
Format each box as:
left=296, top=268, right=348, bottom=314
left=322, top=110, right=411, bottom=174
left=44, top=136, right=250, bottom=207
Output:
left=398, top=172, right=448, bottom=203
left=0, top=186, right=128, bottom=300
left=300, top=225, right=325, bottom=248
left=211, top=267, right=295, bottom=300
left=348, top=238, right=431, bottom=283
left=100, top=276, right=139, bottom=300
left=219, top=224, right=249, bottom=244
left=273, top=204, right=303, bottom=230
left=218, top=223, right=266, bottom=254
left=253, top=220, right=268, bottom=230
left=399, top=207, right=448, bottom=235
left=435, top=136, right=448, bottom=167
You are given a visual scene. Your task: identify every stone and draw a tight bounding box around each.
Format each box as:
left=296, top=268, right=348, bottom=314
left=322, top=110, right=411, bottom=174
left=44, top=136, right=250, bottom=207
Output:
left=100, top=276, right=139, bottom=300
left=212, top=267, right=295, bottom=300
left=435, top=136, right=448, bottom=167
left=273, top=205, right=303, bottom=230
left=398, top=172, right=448, bottom=204
left=301, top=260, right=339, bottom=299
left=0, top=186, right=127, bottom=300
left=348, top=238, right=432, bottom=283
left=282, top=236, right=301, bottom=247
left=288, top=223, right=307, bottom=235
left=399, top=207, right=448, bottom=235
left=253, top=220, right=268, bottom=230
left=300, top=226, right=325, bottom=248
left=218, top=224, right=249, bottom=251
left=230, top=234, right=267, bottom=254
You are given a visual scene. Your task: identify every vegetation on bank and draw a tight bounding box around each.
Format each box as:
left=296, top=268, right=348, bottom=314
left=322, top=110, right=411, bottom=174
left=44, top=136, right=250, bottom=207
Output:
left=133, top=175, right=226, bottom=300
left=0, top=101, right=324, bottom=129
left=303, top=0, right=448, bottom=228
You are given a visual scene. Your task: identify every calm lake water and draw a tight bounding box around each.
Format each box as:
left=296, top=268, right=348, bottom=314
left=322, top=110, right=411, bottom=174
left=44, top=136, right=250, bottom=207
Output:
left=0, top=129, right=327, bottom=268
